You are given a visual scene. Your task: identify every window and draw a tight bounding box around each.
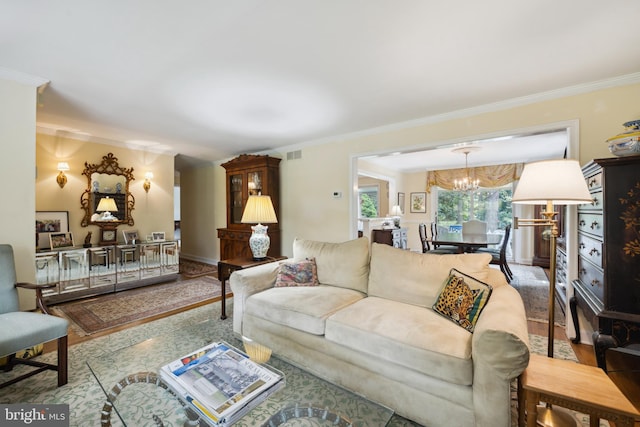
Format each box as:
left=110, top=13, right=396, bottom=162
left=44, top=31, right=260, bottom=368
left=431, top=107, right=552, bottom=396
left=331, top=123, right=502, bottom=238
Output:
left=358, top=185, right=379, bottom=218
left=436, top=184, right=512, bottom=231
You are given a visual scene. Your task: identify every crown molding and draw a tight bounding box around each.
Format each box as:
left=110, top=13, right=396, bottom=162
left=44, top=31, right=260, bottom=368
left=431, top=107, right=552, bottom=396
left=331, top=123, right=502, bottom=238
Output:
left=0, top=66, right=49, bottom=88
left=279, top=72, right=640, bottom=155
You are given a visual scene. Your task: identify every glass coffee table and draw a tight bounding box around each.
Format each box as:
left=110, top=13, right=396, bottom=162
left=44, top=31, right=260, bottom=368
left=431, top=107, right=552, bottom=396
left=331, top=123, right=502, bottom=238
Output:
left=87, top=319, right=393, bottom=426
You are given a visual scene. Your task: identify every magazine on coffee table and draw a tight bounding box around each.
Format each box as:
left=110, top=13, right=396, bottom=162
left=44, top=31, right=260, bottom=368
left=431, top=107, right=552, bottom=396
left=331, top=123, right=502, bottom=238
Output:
left=160, top=341, right=284, bottom=426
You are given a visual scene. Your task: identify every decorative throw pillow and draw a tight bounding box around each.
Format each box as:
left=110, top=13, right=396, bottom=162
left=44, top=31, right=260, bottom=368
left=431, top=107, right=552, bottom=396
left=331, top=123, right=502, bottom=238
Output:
left=432, top=268, right=492, bottom=332
left=274, top=258, right=319, bottom=287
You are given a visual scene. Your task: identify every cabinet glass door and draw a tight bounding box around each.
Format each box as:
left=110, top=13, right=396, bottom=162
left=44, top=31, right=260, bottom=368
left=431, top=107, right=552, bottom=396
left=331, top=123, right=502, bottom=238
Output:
left=230, top=173, right=244, bottom=224
left=248, top=171, right=263, bottom=195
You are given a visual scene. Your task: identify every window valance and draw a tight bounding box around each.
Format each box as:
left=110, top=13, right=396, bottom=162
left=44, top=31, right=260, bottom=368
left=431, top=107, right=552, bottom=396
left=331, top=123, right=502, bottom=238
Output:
left=426, top=163, right=524, bottom=192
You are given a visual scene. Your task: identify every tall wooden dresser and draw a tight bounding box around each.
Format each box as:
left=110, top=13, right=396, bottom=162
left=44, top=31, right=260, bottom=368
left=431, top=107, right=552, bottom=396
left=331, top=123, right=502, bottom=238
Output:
left=217, top=154, right=281, bottom=260
left=571, top=155, right=640, bottom=368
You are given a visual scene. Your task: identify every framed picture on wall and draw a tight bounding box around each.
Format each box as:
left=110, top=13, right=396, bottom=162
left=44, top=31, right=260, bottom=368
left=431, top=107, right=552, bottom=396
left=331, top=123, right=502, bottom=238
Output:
left=397, top=192, right=405, bottom=214
left=36, top=211, right=69, bottom=250
left=410, top=192, right=426, bottom=213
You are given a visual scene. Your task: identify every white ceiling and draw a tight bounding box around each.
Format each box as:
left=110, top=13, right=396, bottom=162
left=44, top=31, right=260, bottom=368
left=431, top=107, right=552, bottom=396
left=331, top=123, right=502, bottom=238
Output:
left=362, top=130, right=569, bottom=173
left=2, top=1, right=640, bottom=169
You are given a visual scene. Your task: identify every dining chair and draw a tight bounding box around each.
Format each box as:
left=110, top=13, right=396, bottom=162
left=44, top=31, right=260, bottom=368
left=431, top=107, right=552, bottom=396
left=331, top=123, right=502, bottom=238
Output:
left=477, top=224, right=513, bottom=282
left=421, top=224, right=457, bottom=254
left=0, top=244, right=69, bottom=388
left=462, top=220, right=487, bottom=234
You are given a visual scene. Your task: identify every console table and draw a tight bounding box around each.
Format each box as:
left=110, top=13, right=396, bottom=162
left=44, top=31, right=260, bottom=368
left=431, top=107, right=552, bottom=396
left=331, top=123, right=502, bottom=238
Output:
left=35, top=240, right=179, bottom=304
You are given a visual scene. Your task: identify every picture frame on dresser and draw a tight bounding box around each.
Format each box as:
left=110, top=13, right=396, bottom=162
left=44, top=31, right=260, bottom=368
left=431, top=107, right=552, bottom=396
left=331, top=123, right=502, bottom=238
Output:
left=122, top=230, right=139, bottom=244
left=36, top=211, right=69, bottom=250
left=152, top=231, right=165, bottom=241
left=49, top=232, right=74, bottom=249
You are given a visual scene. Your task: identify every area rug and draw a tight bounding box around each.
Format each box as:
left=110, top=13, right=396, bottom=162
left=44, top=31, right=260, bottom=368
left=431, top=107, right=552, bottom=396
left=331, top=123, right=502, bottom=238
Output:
left=54, top=276, right=225, bottom=335
left=1, top=298, right=596, bottom=427
left=179, top=257, right=218, bottom=278
left=508, top=264, right=565, bottom=326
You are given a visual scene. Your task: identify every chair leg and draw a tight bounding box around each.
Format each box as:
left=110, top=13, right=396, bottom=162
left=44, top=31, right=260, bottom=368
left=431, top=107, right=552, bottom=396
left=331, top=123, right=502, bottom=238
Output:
left=58, top=335, right=68, bottom=387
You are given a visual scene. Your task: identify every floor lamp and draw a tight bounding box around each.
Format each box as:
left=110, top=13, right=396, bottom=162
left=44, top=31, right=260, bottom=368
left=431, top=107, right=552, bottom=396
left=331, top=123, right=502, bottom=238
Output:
left=512, top=159, right=592, bottom=427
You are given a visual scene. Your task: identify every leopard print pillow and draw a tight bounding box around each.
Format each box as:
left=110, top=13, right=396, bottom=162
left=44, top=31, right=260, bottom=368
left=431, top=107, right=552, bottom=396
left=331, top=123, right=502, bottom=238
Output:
left=432, top=268, right=492, bottom=332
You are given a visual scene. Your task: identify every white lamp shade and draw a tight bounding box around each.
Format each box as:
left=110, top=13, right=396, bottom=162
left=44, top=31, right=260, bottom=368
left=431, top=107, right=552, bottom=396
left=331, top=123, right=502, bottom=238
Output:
left=512, top=159, right=592, bottom=205
left=241, top=195, right=277, bottom=224
left=57, top=162, right=70, bottom=171
left=97, top=197, right=118, bottom=212
left=390, top=205, right=402, bottom=216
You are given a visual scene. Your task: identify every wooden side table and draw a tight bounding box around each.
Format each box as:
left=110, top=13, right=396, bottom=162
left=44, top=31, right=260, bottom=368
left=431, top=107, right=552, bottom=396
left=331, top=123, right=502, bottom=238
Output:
left=217, top=256, right=286, bottom=320
left=518, top=354, right=640, bottom=427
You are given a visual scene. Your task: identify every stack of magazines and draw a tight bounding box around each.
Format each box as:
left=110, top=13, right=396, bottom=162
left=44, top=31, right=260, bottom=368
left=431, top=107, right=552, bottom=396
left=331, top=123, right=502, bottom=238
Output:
left=160, top=341, right=285, bottom=426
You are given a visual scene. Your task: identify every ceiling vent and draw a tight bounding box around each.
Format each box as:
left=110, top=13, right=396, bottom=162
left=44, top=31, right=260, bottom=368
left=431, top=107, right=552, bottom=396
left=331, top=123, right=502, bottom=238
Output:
left=286, top=150, right=302, bottom=160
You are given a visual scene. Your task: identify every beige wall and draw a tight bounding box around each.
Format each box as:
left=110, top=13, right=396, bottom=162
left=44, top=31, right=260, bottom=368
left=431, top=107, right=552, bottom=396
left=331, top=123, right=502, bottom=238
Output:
left=179, top=165, right=217, bottom=263
left=0, top=78, right=37, bottom=309
left=36, top=133, right=176, bottom=247
left=193, top=82, right=640, bottom=261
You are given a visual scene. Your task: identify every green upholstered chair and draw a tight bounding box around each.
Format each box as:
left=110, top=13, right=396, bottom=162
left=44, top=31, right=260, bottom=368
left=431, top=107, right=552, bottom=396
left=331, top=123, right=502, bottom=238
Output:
left=0, top=244, right=69, bottom=388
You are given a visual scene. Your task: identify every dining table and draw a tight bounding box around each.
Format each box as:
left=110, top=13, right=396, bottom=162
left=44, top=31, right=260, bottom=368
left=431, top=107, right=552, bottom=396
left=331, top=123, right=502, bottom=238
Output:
left=430, top=232, right=502, bottom=253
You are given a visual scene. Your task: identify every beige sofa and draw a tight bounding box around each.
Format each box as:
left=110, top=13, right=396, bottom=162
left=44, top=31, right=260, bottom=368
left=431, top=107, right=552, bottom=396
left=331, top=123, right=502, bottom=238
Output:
left=230, top=237, right=530, bottom=427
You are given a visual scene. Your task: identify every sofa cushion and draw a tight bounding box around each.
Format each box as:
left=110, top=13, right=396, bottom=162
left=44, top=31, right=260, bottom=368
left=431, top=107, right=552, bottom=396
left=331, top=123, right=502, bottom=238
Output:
left=275, top=258, right=319, bottom=287
left=292, top=237, right=370, bottom=293
left=433, top=269, right=492, bottom=332
left=368, top=243, right=492, bottom=308
left=325, top=296, right=474, bottom=385
left=245, top=285, right=366, bottom=335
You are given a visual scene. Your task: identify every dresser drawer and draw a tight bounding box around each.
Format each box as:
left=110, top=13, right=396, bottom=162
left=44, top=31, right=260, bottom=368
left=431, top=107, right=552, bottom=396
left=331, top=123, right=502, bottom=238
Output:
left=578, top=212, right=603, bottom=238
left=585, top=171, right=602, bottom=191
left=578, top=233, right=603, bottom=268
left=577, top=257, right=604, bottom=302
left=579, top=190, right=603, bottom=212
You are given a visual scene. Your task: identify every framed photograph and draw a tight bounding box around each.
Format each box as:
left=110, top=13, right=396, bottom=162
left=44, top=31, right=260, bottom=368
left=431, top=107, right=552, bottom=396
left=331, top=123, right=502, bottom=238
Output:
left=397, top=192, right=405, bottom=214
left=49, top=232, right=75, bottom=249
left=410, top=192, right=426, bottom=213
left=122, top=230, right=139, bottom=244
left=36, top=211, right=69, bottom=249
left=152, top=231, right=166, bottom=242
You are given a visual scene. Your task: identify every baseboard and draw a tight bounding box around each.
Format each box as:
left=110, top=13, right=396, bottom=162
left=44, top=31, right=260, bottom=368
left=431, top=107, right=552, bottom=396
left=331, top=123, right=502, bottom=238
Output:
left=180, top=253, right=218, bottom=265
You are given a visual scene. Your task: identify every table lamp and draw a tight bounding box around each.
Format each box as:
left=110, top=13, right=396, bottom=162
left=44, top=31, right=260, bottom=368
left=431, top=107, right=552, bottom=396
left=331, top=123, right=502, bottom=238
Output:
left=96, top=196, right=118, bottom=221
left=241, top=194, right=278, bottom=260
left=390, top=205, right=403, bottom=228
left=512, top=159, right=592, bottom=427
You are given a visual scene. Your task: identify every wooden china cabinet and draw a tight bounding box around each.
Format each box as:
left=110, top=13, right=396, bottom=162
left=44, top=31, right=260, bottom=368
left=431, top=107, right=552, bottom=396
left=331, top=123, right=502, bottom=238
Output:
left=217, top=154, right=281, bottom=260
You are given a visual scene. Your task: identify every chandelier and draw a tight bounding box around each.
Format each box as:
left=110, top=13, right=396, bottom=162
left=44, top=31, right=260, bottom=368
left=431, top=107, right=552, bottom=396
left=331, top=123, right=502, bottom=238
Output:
left=452, top=146, right=480, bottom=192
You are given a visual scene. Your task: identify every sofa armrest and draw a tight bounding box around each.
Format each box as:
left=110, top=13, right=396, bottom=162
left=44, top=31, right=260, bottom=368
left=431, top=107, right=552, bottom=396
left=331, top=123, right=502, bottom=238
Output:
left=229, top=261, right=281, bottom=335
left=471, top=283, right=530, bottom=427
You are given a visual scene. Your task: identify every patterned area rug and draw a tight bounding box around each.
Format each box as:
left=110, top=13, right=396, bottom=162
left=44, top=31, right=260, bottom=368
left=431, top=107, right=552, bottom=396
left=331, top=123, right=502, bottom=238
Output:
left=1, top=297, right=592, bottom=427
left=508, top=264, right=565, bottom=326
left=54, top=276, right=225, bottom=335
left=179, top=257, right=218, bottom=278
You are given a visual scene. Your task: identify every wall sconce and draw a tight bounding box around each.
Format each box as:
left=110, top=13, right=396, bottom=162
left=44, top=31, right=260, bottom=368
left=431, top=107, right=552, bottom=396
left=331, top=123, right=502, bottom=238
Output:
left=143, top=172, right=153, bottom=193
left=56, top=162, right=70, bottom=189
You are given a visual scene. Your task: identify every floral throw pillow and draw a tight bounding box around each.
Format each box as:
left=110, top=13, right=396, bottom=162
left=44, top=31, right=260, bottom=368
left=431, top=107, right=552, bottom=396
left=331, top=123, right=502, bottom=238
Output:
left=275, top=258, right=319, bottom=287
left=432, top=268, right=492, bottom=332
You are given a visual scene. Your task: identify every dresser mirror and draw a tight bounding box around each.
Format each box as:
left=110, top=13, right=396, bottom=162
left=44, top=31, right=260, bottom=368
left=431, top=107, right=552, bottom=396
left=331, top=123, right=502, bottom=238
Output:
left=80, top=153, right=136, bottom=227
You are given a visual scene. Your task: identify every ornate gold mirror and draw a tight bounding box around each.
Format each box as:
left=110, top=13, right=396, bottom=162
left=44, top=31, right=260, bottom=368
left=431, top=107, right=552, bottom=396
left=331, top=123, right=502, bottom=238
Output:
left=80, top=153, right=135, bottom=227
